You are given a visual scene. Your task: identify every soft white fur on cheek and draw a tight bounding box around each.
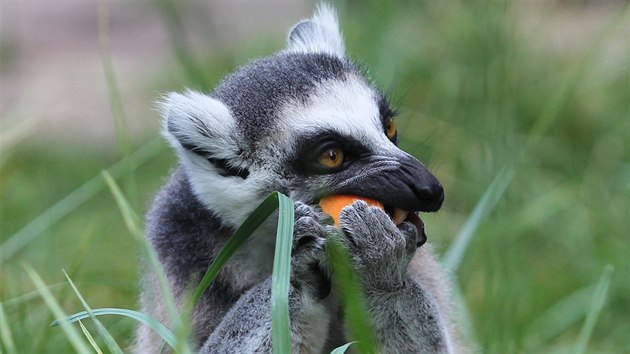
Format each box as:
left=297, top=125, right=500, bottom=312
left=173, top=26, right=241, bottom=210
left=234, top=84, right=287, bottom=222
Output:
left=176, top=149, right=282, bottom=292
left=177, top=150, right=267, bottom=228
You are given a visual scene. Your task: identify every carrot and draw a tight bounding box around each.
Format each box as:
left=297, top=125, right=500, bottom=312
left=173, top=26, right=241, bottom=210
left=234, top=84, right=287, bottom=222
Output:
left=319, top=195, right=384, bottom=226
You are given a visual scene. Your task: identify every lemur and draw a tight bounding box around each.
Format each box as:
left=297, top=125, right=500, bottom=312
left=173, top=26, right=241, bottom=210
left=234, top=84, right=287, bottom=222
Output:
left=134, top=5, right=461, bottom=354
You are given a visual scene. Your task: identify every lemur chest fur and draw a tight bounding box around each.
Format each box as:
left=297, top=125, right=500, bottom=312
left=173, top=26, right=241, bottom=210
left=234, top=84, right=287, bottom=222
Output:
left=221, top=225, right=278, bottom=292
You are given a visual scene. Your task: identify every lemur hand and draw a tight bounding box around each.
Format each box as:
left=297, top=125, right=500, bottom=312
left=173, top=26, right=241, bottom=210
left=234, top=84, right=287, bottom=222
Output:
left=337, top=200, right=417, bottom=292
left=291, top=202, right=339, bottom=299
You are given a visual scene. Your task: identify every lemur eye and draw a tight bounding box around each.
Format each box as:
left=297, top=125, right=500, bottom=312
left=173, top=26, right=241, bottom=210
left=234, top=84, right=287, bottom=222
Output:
left=385, top=116, right=397, bottom=141
left=318, top=147, right=344, bottom=169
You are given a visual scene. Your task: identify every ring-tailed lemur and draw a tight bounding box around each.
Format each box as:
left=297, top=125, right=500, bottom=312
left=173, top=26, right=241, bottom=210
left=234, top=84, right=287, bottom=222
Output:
left=134, top=5, right=462, bottom=354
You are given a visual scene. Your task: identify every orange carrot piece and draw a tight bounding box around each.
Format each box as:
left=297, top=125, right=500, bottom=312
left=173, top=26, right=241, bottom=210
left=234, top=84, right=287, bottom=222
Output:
left=319, top=195, right=384, bottom=226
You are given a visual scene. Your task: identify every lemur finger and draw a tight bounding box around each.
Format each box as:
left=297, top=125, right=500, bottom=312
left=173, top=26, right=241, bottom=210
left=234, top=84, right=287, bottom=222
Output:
left=319, top=211, right=335, bottom=226
left=294, top=201, right=318, bottom=220
left=346, top=201, right=398, bottom=233
left=309, top=203, right=335, bottom=226
left=295, top=201, right=335, bottom=229
left=290, top=235, right=329, bottom=298
left=340, top=201, right=398, bottom=238
left=399, top=221, right=419, bottom=257
left=338, top=201, right=374, bottom=244
left=293, top=234, right=317, bottom=254
left=294, top=214, right=322, bottom=237
left=339, top=201, right=393, bottom=252
left=291, top=234, right=325, bottom=276
left=367, top=205, right=403, bottom=235
left=293, top=234, right=325, bottom=260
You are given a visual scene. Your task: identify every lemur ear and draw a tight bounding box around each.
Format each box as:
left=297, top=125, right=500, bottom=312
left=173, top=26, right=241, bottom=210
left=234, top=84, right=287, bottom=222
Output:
left=286, top=4, right=345, bottom=57
left=159, top=90, right=240, bottom=161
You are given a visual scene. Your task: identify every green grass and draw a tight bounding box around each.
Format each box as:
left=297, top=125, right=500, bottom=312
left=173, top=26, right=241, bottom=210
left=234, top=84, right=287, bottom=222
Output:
left=1, top=1, right=628, bottom=353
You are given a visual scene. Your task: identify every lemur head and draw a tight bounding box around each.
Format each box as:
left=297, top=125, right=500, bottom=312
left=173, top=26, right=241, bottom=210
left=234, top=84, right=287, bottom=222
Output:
left=161, top=5, right=443, bottom=228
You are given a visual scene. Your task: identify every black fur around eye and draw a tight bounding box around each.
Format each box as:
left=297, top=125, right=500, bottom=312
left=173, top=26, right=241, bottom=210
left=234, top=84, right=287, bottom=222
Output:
left=207, top=157, right=250, bottom=179
left=293, top=131, right=369, bottom=175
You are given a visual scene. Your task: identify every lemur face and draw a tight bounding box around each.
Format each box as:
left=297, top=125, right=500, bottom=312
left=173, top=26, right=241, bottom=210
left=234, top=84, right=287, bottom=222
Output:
left=276, top=71, right=443, bottom=214
left=161, top=6, right=443, bottom=228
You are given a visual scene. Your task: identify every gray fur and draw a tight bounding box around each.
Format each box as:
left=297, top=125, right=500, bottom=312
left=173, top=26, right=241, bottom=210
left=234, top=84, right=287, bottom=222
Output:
left=135, top=4, right=463, bottom=354
left=133, top=167, right=238, bottom=353
left=213, top=52, right=356, bottom=148
left=201, top=202, right=337, bottom=354
left=337, top=201, right=453, bottom=353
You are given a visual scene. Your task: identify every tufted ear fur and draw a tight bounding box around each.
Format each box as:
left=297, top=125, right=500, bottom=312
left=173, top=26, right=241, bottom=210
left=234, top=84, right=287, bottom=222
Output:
left=286, top=3, right=345, bottom=57
left=159, top=90, right=248, bottom=178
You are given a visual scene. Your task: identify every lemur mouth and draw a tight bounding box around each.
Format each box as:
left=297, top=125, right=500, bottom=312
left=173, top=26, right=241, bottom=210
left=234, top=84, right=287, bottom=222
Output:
left=384, top=206, right=427, bottom=247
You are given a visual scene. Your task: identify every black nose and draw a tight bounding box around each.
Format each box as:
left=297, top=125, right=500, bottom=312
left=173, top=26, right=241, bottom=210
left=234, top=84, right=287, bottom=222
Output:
left=414, top=181, right=444, bottom=212
left=333, top=155, right=445, bottom=212
left=401, top=156, right=444, bottom=212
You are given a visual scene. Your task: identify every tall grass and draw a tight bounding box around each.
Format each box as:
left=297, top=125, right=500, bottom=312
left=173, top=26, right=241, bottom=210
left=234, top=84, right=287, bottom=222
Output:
left=51, top=186, right=370, bottom=353
left=98, top=2, right=138, bottom=206
left=1, top=1, right=628, bottom=353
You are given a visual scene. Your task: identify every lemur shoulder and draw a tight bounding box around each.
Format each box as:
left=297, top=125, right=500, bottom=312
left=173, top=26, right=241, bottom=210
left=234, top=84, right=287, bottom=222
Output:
left=134, top=5, right=463, bottom=353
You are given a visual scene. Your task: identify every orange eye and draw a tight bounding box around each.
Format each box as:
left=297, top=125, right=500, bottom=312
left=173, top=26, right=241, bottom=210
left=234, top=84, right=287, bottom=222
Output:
left=385, top=116, right=397, bottom=140
left=318, top=147, right=344, bottom=169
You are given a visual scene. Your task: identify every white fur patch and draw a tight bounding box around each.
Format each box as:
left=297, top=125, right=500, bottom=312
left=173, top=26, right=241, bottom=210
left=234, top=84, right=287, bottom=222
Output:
left=286, top=4, right=345, bottom=57
left=187, top=167, right=268, bottom=225
left=159, top=90, right=268, bottom=228
left=278, top=75, right=398, bottom=153
left=159, top=90, right=240, bottom=159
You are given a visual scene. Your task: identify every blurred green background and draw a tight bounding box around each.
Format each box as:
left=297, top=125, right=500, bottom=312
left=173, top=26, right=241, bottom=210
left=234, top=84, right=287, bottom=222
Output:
left=1, top=1, right=628, bottom=353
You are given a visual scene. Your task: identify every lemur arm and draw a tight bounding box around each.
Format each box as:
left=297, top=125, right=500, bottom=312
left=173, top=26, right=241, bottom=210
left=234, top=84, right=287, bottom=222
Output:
left=201, top=278, right=330, bottom=354
left=338, top=201, right=453, bottom=354
left=363, top=277, right=453, bottom=353
left=202, top=202, right=334, bottom=354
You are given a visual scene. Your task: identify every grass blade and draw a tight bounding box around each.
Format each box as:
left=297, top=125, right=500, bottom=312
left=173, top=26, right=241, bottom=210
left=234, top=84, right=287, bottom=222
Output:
left=442, top=161, right=516, bottom=274
left=98, top=1, right=137, bottom=204
left=524, top=285, right=594, bottom=350
left=153, top=0, right=210, bottom=89
left=102, top=171, right=142, bottom=238
left=327, top=238, right=377, bottom=354
left=191, top=192, right=282, bottom=305
left=330, top=342, right=355, bottom=354
left=0, top=107, right=39, bottom=165
left=450, top=282, right=478, bottom=350
left=573, top=265, right=614, bottom=354
left=187, top=191, right=294, bottom=353
left=78, top=321, right=104, bottom=354
left=271, top=193, right=294, bottom=354
left=0, top=137, right=164, bottom=262
left=102, top=171, right=191, bottom=353
left=0, top=302, right=16, bottom=354
left=24, top=264, right=92, bottom=354
left=63, top=270, right=124, bottom=354
left=52, top=308, right=177, bottom=349
left=2, top=284, right=65, bottom=307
